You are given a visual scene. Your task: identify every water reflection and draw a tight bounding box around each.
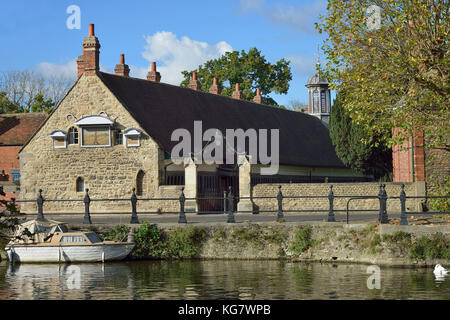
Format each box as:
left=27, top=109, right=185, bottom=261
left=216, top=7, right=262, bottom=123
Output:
left=0, top=261, right=448, bottom=300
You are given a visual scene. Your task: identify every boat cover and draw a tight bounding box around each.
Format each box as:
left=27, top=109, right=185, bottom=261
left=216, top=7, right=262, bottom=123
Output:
left=8, top=219, right=68, bottom=245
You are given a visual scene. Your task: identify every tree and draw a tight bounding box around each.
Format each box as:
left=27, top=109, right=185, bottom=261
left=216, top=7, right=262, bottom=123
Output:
left=287, top=99, right=308, bottom=111
left=316, top=0, right=449, bottom=148
left=180, top=48, right=292, bottom=106
left=0, top=70, right=73, bottom=113
left=0, top=91, right=21, bottom=113
left=329, top=91, right=392, bottom=180
left=30, top=94, right=55, bottom=113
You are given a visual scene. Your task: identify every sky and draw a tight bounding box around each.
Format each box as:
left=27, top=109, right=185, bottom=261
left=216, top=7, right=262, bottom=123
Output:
left=0, top=0, right=330, bottom=107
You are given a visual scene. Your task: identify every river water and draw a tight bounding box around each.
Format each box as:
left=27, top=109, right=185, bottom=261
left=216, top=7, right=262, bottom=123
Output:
left=0, top=260, right=448, bottom=300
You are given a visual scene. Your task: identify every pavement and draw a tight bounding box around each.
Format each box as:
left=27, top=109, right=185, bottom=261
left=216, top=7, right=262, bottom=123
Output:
left=19, top=212, right=404, bottom=226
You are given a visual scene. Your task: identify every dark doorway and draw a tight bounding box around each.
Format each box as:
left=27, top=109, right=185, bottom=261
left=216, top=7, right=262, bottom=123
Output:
left=197, top=173, right=238, bottom=213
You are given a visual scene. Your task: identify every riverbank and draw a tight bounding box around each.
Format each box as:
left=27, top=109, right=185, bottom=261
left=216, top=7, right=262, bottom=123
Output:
left=1, top=220, right=449, bottom=266
left=94, top=221, right=449, bottom=266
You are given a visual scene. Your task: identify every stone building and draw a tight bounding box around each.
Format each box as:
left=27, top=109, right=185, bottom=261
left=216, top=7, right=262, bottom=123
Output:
left=19, top=24, right=368, bottom=214
left=304, top=72, right=332, bottom=125
left=0, top=113, right=47, bottom=203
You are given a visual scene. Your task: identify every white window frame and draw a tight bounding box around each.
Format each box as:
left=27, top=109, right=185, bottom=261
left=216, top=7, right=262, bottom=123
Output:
left=80, top=126, right=112, bottom=148
left=50, top=130, right=67, bottom=149
left=75, top=115, right=114, bottom=148
left=124, top=128, right=142, bottom=148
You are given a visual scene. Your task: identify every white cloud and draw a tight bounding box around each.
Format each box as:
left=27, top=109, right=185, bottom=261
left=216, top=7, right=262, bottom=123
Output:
left=135, top=31, right=233, bottom=85
left=238, top=0, right=327, bottom=34
left=34, top=59, right=111, bottom=80
left=287, top=55, right=316, bottom=77
left=34, top=59, right=77, bottom=80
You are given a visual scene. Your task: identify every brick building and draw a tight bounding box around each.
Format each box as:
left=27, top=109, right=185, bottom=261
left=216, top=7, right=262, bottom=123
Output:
left=392, top=128, right=449, bottom=207
left=19, top=24, right=369, bottom=214
left=0, top=112, right=47, bottom=203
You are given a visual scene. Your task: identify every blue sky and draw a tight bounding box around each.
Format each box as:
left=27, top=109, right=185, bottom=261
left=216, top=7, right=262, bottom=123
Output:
left=0, top=0, right=330, bottom=106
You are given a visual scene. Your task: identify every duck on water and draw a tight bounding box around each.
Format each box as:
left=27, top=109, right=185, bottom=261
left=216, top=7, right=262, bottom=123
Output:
left=5, top=219, right=135, bottom=263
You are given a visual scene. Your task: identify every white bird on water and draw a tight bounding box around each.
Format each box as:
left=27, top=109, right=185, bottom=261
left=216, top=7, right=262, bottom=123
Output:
left=433, top=264, right=448, bottom=278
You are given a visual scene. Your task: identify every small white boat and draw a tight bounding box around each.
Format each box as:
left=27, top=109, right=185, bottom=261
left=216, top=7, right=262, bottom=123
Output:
left=5, top=219, right=135, bottom=263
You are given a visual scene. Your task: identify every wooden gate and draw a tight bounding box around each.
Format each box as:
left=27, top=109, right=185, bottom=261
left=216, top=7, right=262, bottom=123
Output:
left=197, top=174, right=238, bottom=213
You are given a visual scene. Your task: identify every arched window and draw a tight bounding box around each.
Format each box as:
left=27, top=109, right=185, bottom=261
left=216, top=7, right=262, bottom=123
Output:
left=115, top=130, right=123, bottom=145
left=76, top=177, right=84, bottom=192
left=321, top=91, right=327, bottom=113
left=68, top=127, right=79, bottom=145
left=313, top=90, right=319, bottom=113
left=136, top=170, right=145, bottom=196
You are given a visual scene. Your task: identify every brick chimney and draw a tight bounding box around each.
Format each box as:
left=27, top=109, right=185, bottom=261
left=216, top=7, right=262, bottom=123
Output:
left=77, top=24, right=101, bottom=77
left=232, top=83, right=243, bottom=100
left=252, top=88, right=262, bottom=104
left=114, top=54, right=130, bottom=77
left=209, top=77, right=221, bottom=95
left=188, top=72, right=201, bottom=91
left=147, top=62, right=161, bottom=82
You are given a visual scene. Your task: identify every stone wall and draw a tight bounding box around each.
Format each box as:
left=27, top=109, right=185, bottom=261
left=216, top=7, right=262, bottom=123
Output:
left=19, top=74, right=165, bottom=213
left=251, top=182, right=424, bottom=213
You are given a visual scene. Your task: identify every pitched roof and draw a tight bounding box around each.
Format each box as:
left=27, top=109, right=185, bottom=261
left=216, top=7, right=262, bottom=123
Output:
left=0, top=113, right=48, bottom=145
left=99, top=72, right=345, bottom=168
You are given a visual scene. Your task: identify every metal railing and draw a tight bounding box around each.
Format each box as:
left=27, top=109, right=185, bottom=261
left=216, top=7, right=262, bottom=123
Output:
left=2, top=184, right=449, bottom=225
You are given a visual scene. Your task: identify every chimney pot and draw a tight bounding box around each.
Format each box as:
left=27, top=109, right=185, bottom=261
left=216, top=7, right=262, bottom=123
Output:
left=253, top=88, right=262, bottom=104
left=209, top=77, right=221, bottom=95
left=147, top=61, right=161, bottom=82
left=78, top=23, right=100, bottom=77
left=188, top=71, right=201, bottom=91
left=232, top=83, right=243, bottom=100
left=89, top=24, right=95, bottom=36
left=114, top=54, right=130, bottom=77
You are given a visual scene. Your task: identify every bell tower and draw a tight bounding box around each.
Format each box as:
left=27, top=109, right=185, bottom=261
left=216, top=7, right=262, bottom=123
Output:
left=305, top=46, right=331, bottom=124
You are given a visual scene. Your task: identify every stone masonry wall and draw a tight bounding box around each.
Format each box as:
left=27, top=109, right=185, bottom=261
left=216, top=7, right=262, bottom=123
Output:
left=19, top=74, right=168, bottom=213
left=251, top=182, right=424, bottom=214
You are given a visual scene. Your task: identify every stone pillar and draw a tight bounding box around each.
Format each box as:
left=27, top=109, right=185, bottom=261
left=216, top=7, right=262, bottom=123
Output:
left=237, top=154, right=253, bottom=213
left=183, top=157, right=198, bottom=212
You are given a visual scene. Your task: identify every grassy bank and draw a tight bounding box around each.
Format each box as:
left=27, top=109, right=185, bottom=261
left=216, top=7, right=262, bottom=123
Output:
left=96, top=221, right=450, bottom=266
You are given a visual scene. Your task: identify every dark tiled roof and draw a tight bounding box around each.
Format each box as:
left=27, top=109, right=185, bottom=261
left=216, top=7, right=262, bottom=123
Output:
left=98, top=72, right=345, bottom=168
left=0, top=113, right=48, bottom=145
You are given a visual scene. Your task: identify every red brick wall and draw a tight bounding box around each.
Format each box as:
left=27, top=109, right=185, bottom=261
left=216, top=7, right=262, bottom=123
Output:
left=0, top=146, right=21, bottom=182
left=392, top=129, right=425, bottom=183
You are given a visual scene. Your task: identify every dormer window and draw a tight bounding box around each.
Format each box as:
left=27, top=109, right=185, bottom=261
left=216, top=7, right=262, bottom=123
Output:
left=74, top=115, right=114, bottom=148
left=124, top=128, right=142, bottom=147
left=50, top=130, right=67, bottom=149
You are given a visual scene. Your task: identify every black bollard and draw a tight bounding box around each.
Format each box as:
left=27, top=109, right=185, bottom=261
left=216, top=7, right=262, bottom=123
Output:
left=399, top=184, right=408, bottom=225
left=227, top=186, right=235, bottom=223
left=378, top=184, right=384, bottom=223
left=277, top=185, right=284, bottom=221
left=83, top=188, right=92, bottom=224
left=178, top=187, right=187, bottom=224
left=380, top=184, right=389, bottom=224
left=328, top=184, right=336, bottom=222
left=130, top=188, right=139, bottom=224
left=37, top=189, right=45, bottom=221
